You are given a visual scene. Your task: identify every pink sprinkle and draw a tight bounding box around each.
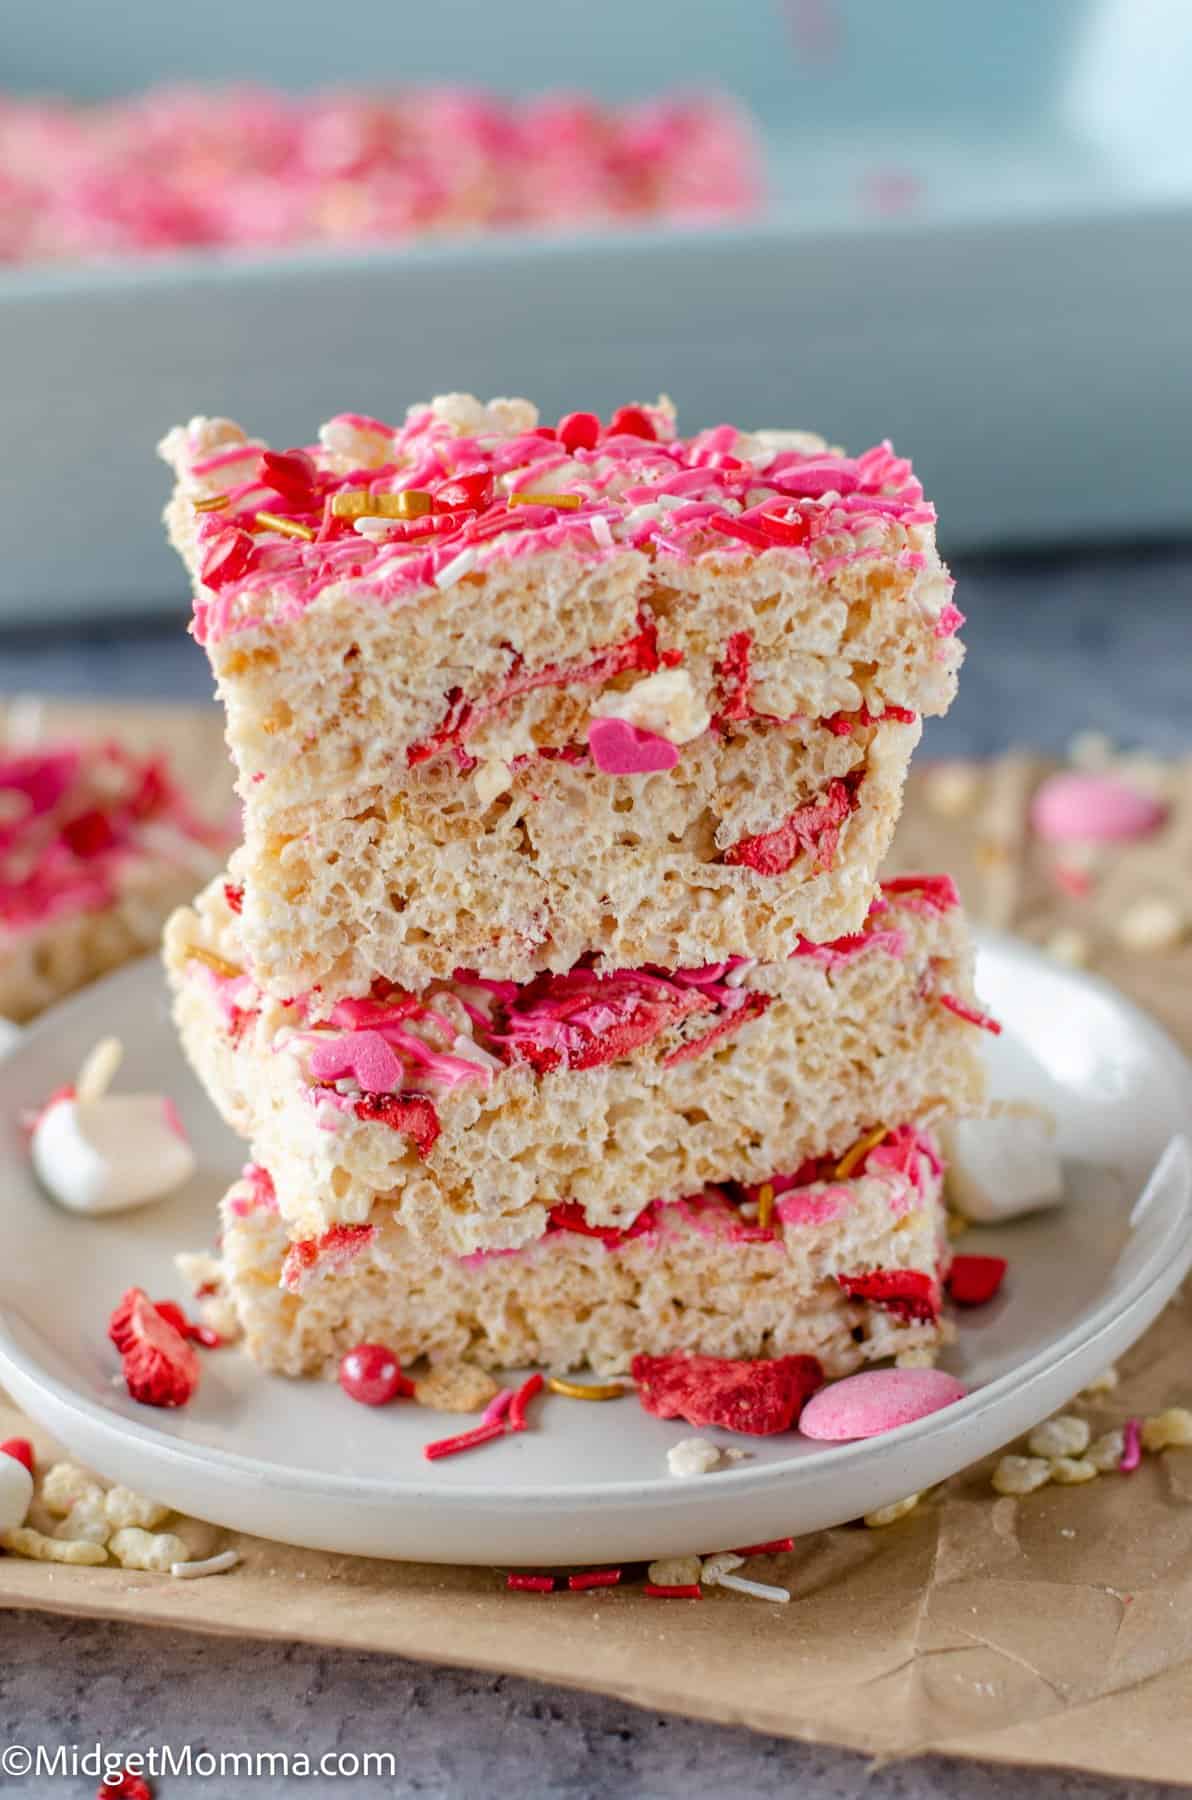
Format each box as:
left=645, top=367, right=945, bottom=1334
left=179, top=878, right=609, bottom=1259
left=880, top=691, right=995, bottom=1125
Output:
left=1031, top=772, right=1167, bottom=845
left=587, top=717, right=680, bottom=775
left=482, top=1389, right=515, bottom=1428
left=1120, top=1418, right=1143, bottom=1473
left=307, top=1028, right=403, bottom=1093
left=799, top=1367, right=967, bottom=1441
left=938, top=992, right=1002, bottom=1035
left=507, top=1573, right=556, bottom=1592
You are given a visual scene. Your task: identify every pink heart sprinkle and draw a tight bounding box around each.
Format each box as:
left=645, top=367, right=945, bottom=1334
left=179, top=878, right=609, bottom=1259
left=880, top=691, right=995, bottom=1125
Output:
left=1031, top=772, right=1167, bottom=844
left=308, top=1029, right=402, bottom=1094
left=799, top=1367, right=966, bottom=1441
left=587, top=717, right=680, bottom=775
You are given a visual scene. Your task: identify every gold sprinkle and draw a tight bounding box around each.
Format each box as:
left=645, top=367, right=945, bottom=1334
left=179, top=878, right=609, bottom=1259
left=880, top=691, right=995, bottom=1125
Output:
left=254, top=511, right=316, bottom=541
left=186, top=945, right=243, bottom=979
left=193, top=493, right=230, bottom=513
left=508, top=491, right=582, bottom=510
left=835, top=1124, right=889, bottom=1181
left=330, top=490, right=372, bottom=519
left=546, top=1376, right=627, bottom=1402
left=395, top=489, right=433, bottom=519
left=330, top=488, right=432, bottom=521
left=756, top=1182, right=775, bottom=1232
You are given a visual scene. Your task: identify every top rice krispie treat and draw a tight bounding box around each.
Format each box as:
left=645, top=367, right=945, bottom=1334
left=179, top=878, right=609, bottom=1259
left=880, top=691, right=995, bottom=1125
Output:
left=160, top=395, right=963, bottom=1006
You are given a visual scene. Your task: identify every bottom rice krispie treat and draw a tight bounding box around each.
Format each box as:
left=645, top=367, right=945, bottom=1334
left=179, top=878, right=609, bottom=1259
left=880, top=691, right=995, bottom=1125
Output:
left=183, top=1125, right=950, bottom=1379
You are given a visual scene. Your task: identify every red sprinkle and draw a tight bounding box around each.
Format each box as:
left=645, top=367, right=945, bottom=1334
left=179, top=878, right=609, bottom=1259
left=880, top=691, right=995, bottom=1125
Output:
left=732, top=1537, right=794, bottom=1556
left=423, top=1420, right=508, bottom=1462
left=644, top=1583, right=702, bottom=1599
left=339, top=1342, right=411, bottom=1406
left=508, top=1371, right=545, bottom=1432
left=947, top=1255, right=1008, bottom=1307
left=199, top=526, right=257, bottom=590
left=435, top=471, right=494, bottom=513
left=223, top=881, right=245, bottom=914
left=607, top=405, right=656, bottom=440
left=557, top=410, right=601, bottom=452
left=506, top=1573, right=556, bottom=1592
left=568, top=1568, right=623, bottom=1590
left=0, top=1438, right=34, bottom=1473
left=1120, top=1417, right=1143, bottom=1473
left=938, top=993, right=1003, bottom=1035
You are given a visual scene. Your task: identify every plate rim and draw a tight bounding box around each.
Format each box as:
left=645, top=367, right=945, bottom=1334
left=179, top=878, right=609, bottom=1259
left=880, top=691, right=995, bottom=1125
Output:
left=2, top=927, right=1191, bottom=1513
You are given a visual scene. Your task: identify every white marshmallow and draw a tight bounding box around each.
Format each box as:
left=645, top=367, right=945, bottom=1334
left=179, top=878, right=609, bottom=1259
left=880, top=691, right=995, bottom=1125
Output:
left=940, top=1113, right=1063, bottom=1224
left=0, top=1455, right=34, bottom=1533
left=32, top=1093, right=196, bottom=1216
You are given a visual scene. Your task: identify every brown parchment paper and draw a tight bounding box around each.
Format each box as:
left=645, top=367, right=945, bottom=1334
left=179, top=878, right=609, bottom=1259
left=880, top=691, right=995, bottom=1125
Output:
left=4, top=707, right=1192, bottom=1786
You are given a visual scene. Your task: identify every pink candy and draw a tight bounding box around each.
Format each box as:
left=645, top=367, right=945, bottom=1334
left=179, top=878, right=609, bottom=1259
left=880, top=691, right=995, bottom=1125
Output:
left=1031, top=772, right=1167, bottom=844
left=307, top=1027, right=402, bottom=1093
left=799, top=1367, right=967, bottom=1441
left=587, top=718, right=680, bottom=775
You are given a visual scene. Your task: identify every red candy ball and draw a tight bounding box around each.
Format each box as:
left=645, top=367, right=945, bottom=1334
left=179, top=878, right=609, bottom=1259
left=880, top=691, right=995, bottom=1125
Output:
left=556, top=410, right=600, bottom=452
left=339, top=1343, right=405, bottom=1406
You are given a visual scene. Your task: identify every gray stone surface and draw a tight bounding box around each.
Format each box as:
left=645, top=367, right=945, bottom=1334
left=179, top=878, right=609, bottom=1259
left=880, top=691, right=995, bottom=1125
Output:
left=1, top=547, right=1189, bottom=1798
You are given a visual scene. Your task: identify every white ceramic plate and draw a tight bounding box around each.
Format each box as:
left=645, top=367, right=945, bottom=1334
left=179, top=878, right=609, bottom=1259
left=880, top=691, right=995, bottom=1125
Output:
left=1, top=932, right=1190, bottom=1567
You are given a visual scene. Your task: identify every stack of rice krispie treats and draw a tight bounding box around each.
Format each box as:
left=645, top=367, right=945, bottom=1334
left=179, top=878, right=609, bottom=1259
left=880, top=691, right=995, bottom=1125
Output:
left=160, top=393, right=987, bottom=1381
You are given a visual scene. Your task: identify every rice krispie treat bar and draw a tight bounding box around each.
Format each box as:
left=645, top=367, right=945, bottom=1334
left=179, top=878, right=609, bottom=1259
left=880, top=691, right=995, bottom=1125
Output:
left=165, top=872, right=987, bottom=1255
left=190, top=1127, right=951, bottom=1378
left=1, top=738, right=225, bottom=1021
left=160, top=395, right=963, bottom=1004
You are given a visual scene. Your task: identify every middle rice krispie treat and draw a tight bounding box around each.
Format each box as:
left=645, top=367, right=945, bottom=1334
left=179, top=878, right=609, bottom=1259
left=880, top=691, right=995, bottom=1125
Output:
left=165, top=871, right=987, bottom=1256
left=159, top=394, right=963, bottom=1005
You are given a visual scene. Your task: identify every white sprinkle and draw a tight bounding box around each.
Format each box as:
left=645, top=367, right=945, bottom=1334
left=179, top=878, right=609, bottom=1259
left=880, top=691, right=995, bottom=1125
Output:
left=714, top=1572, right=791, bottom=1604
left=352, top=515, right=398, bottom=539
left=589, top=515, right=614, bottom=549
left=434, top=548, right=478, bottom=590
left=170, top=1549, right=241, bottom=1580
left=75, top=1036, right=123, bottom=1104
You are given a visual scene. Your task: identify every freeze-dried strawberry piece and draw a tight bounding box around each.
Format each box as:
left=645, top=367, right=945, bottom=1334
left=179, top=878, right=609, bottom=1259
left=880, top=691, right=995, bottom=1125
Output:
left=946, top=1254, right=1008, bottom=1307
left=281, top=1223, right=375, bottom=1293
left=115, top=1289, right=200, bottom=1409
left=501, top=967, right=710, bottom=1075
left=547, top=1200, right=658, bottom=1246
left=223, top=880, right=244, bottom=914
left=837, top=1268, right=940, bottom=1323
left=723, top=777, right=857, bottom=877
left=632, top=1352, right=823, bottom=1436
left=662, top=990, right=770, bottom=1067
left=714, top=630, right=754, bottom=723
left=353, top=1091, right=441, bottom=1157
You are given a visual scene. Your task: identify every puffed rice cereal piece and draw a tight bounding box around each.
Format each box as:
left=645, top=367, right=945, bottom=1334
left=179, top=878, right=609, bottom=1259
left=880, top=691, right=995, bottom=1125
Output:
left=108, top=1527, right=192, bottom=1572
left=865, top=1493, right=921, bottom=1527
left=1141, top=1407, right=1192, bottom=1452
left=895, top=1348, right=938, bottom=1369
left=53, top=1495, right=111, bottom=1545
left=1, top=1525, right=107, bottom=1564
left=40, top=1460, right=104, bottom=1517
left=1087, top=1429, right=1127, bottom=1472
left=992, top=1455, right=1053, bottom=1496
left=648, top=1555, right=702, bottom=1587
left=412, top=1364, right=499, bottom=1414
left=104, top=1485, right=169, bottom=1531
left=1028, top=1415, right=1090, bottom=1459
left=1082, top=1366, right=1119, bottom=1396
left=667, top=1437, right=723, bottom=1479
left=1050, top=1456, right=1098, bottom=1485
left=700, top=1552, right=746, bottom=1584
left=1116, top=897, right=1185, bottom=953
